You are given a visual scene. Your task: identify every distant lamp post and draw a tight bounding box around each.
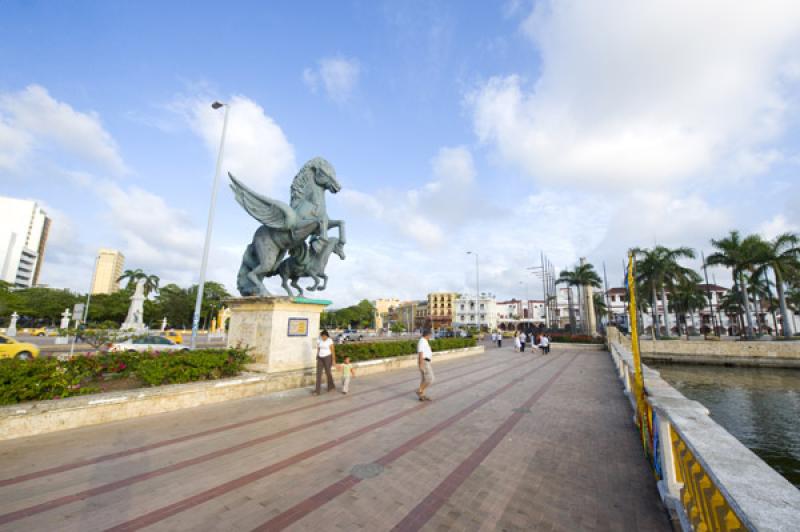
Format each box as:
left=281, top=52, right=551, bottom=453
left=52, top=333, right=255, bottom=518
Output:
left=191, top=101, right=230, bottom=349
left=466, top=251, right=480, bottom=333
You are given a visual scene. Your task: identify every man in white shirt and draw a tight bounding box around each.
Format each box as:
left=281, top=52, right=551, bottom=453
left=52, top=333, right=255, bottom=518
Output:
left=519, top=331, right=527, bottom=352
left=540, top=334, right=550, bottom=354
left=416, top=330, right=434, bottom=401
left=313, top=330, right=336, bottom=395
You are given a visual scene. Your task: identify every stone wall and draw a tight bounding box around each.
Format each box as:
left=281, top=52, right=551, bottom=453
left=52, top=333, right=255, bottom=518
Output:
left=606, top=326, right=800, bottom=367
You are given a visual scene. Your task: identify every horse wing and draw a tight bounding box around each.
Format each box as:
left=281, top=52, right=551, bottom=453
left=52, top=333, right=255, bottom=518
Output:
left=229, top=173, right=297, bottom=229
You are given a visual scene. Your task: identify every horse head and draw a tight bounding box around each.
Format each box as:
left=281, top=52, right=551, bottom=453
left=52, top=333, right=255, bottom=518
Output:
left=308, top=156, right=341, bottom=194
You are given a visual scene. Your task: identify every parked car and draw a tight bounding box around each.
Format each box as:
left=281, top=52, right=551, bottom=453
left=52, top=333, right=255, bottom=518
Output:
left=0, top=334, right=40, bottom=360
left=163, top=330, right=184, bottom=344
left=336, top=329, right=364, bottom=343
left=28, top=327, right=56, bottom=337
left=435, top=330, right=456, bottom=339
left=109, top=335, right=191, bottom=353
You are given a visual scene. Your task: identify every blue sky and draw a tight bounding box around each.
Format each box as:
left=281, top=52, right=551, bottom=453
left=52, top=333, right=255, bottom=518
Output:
left=2, top=0, right=800, bottom=305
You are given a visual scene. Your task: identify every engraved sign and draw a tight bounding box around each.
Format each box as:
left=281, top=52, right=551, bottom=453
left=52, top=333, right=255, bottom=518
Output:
left=287, top=318, right=309, bottom=337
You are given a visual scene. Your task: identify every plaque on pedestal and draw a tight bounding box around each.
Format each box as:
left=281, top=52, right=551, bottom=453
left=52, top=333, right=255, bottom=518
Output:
left=226, top=296, right=331, bottom=373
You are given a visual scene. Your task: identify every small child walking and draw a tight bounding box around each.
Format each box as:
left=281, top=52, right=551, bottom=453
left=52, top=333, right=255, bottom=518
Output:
left=339, top=356, right=355, bottom=394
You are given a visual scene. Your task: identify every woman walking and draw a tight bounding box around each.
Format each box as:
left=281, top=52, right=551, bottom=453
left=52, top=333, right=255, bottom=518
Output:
left=312, top=330, right=336, bottom=395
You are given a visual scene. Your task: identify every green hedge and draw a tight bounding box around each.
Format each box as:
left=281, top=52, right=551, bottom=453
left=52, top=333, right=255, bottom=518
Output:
left=0, top=348, right=252, bottom=406
left=335, top=337, right=477, bottom=362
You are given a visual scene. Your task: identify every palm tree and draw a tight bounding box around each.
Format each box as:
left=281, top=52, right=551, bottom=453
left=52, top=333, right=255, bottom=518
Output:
left=750, top=233, right=800, bottom=337
left=556, top=269, right=579, bottom=332
left=670, top=271, right=706, bottom=337
left=117, top=269, right=160, bottom=297
left=573, top=262, right=602, bottom=333
left=593, top=292, right=608, bottom=329
left=707, top=231, right=761, bottom=338
left=719, top=289, right=745, bottom=335
left=635, top=246, right=696, bottom=337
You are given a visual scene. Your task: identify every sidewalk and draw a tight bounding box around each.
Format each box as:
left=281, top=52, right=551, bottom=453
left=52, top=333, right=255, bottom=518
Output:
left=0, top=345, right=670, bottom=531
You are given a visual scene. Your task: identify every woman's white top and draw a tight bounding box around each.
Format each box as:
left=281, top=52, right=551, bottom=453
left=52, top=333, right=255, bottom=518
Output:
left=318, top=338, right=334, bottom=357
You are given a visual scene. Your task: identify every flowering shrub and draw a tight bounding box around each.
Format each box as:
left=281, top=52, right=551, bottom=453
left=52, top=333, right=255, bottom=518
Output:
left=547, top=333, right=605, bottom=344
left=0, top=348, right=252, bottom=406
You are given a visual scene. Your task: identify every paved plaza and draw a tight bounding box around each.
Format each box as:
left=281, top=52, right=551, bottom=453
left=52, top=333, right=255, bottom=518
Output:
left=0, top=346, right=671, bottom=531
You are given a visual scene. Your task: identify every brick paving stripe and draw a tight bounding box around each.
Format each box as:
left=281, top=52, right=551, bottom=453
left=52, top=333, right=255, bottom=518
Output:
left=104, top=355, right=558, bottom=532
left=0, top=350, right=507, bottom=489
left=390, top=353, right=578, bottom=532
left=252, top=354, right=568, bottom=531
left=0, top=352, right=526, bottom=527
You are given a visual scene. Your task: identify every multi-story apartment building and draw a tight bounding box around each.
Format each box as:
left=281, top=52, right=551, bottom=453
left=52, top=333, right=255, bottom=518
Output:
left=454, top=293, right=497, bottom=331
left=90, top=249, right=126, bottom=295
left=0, top=197, right=51, bottom=288
left=427, top=292, right=458, bottom=329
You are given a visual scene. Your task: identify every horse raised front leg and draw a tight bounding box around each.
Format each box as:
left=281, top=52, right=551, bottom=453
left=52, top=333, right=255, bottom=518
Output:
left=328, top=219, right=346, bottom=245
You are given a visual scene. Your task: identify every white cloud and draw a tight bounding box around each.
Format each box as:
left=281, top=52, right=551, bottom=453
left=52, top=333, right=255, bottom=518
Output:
left=758, top=214, right=799, bottom=240
left=303, top=56, right=361, bottom=104
left=96, top=182, right=204, bottom=281
left=0, top=85, right=127, bottom=175
left=431, top=146, right=476, bottom=184
left=469, top=1, right=800, bottom=189
left=174, top=94, right=296, bottom=194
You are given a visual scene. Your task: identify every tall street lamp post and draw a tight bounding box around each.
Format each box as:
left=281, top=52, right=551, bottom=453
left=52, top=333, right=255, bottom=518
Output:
left=191, top=101, right=230, bottom=349
left=466, top=251, right=480, bottom=334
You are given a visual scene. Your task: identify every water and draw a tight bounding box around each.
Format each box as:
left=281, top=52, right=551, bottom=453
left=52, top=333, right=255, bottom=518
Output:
left=651, top=363, right=800, bottom=488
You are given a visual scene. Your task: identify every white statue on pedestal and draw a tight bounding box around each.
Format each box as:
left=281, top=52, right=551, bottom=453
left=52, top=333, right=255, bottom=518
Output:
left=7, top=312, right=18, bottom=337
left=121, top=279, right=147, bottom=332
left=161, top=317, right=167, bottom=332
left=55, top=308, right=71, bottom=344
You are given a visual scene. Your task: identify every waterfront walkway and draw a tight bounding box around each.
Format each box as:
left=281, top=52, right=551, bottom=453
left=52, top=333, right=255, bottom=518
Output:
left=0, top=346, right=671, bottom=531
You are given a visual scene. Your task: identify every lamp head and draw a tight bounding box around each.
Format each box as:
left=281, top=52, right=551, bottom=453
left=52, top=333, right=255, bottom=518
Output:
left=211, top=101, right=225, bottom=110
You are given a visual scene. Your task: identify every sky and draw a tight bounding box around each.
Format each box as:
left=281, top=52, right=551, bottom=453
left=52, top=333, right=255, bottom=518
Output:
left=2, top=0, right=800, bottom=306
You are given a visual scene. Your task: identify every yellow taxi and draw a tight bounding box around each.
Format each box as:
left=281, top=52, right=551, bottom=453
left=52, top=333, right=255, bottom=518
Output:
left=0, top=334, right=40, bottom=360
left=29, top=327, right=55, bottom=337
left=163, top=330, right=184, bottom=344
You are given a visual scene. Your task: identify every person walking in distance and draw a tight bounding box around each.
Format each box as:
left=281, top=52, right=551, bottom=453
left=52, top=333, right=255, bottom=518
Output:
left=519, top=330, right=527, bottom=352
left=514, top=331, right=521, bottom=352
left=541, top=333, right=550, bottom=354
left=312, top=330, right=336, bottom=395
left=497, top=331, right=502, bottom=348
left=416, top=329, right=434, bottom=401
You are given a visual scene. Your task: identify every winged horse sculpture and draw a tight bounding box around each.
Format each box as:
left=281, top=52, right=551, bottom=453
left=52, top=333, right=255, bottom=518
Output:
left=229, top=157, right=346, bottom=296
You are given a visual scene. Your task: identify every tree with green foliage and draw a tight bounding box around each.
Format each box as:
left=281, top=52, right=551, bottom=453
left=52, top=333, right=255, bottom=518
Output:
left=749, top=232, right=800, bottom=337
left=118, top=269, right=160, bottom=296
left=635, top=246, right=696, bottom=337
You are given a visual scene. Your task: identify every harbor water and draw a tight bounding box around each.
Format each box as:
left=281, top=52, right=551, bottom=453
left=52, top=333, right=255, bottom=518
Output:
left=651, top=363, right=800, bottom=488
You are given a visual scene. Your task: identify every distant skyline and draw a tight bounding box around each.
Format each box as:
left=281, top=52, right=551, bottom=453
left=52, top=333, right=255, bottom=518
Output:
left=2, top=1, right=799, bottom=305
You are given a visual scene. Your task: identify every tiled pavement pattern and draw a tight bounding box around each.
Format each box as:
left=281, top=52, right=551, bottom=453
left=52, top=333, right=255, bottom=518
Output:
left=0, top=346, right=671, bottom=531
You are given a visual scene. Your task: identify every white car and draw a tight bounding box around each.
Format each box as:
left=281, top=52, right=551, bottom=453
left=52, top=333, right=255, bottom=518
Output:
left=109, top=335, right=191, bottom=353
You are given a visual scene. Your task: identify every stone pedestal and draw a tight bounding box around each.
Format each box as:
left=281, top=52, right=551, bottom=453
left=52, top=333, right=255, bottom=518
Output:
left=226, top=296, right=331, bottom=373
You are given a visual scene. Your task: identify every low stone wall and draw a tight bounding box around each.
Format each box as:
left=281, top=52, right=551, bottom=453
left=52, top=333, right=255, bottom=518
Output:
left=607, top=326, right=800, bottom=368
left=0, top=345, right=484, bottom=441
left=607, top=338, right=800, bottom=530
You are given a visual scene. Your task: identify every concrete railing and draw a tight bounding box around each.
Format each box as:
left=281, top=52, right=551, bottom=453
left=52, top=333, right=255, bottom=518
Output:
left=607, top=327, right=800, bottom=531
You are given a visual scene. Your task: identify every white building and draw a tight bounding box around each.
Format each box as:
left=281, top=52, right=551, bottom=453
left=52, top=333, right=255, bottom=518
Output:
left=605, top=284, right=793, bottom=335
left=454, top=293, right=497, bottom=331
left=0, top=197, right=51, bottom=288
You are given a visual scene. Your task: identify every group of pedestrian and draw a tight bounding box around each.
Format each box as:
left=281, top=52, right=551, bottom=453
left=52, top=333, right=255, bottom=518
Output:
left=513, top=330, right=550, bottom=354
left=312, top=328, right=436, bottom=402
left=490, top=331, right=503, bottom=348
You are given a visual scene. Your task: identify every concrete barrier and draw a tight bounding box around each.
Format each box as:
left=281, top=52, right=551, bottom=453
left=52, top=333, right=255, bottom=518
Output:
left=606, top=333, right=800, bottom=531
left=0, top=345, right=484, bottom=441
